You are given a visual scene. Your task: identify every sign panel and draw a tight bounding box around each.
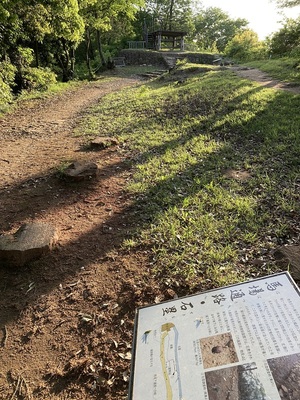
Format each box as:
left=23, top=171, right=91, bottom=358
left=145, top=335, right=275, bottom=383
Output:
left=129, top=272, right=300, bottom=400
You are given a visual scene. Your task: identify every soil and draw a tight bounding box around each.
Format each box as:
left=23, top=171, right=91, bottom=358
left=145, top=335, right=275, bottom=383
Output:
left=268, top=354, right=300, bottom=400
left=200, top=332, right=238, bottom=369
left=0, top=73, right=165, bottom=400
left=231, top=66, right=300, bottom=94
left=0, top=67, right=299, bottom=399
left=205, top=363, right=266, bottom=400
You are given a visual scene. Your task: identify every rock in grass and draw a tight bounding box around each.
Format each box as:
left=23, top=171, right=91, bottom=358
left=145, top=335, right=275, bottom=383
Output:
left=274, top=245, right=300, bottom=280
left=0, top=223, right=57, bottom=267
left=63, top=161, right=98, bottom=181
left=90, top=136, right=119, bottom=150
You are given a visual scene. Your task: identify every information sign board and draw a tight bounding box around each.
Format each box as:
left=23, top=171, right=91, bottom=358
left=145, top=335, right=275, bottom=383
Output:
left=129, top=272, right=300, bottom=400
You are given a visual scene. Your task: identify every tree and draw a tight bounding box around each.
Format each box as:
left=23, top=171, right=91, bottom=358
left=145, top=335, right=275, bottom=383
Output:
left=0, top=0, right=84, bottom=84
left=193, top=7, right=248, bottom=52
left=0, top=0, right=23, bottom=59
left=268, top=17, right=300, bottom=56
left=273, top=0, right=300, bottom=7
left=47, top=0, right=84, bottom=81
left=79, top=0, right=143, bottom=76
left=13, top=1, right=52, bottom=67
left=142, top=0, right=194, bottom=32
left=224, top=29, right=266, bottom=61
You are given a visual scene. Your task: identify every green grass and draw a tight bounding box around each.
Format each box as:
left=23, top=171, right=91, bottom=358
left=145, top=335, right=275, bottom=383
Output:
left=77, top=64, right=300, bottom=289
left=243, top=57, right=300, bottom=84
left=0, top=80, right=87, bottom=118
left=1, top=78, right=118, bottom=117
left=17, top=79, right=88, bottom=101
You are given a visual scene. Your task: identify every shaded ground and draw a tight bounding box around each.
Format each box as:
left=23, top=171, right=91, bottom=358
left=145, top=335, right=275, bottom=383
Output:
left=0, top=67, right=299, bottom=399
left=0, top=73, right=165, bottom=399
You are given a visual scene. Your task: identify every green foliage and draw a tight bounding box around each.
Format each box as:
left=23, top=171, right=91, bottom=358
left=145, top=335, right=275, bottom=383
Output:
left=193, top=7, right=248, bottom=52
left=50, top=0, right=84, bottom=42
left=18, top=1, right=52, bottom=43
left=10, top=47, right=56, bottom=91
left=268, top=17, right=300, bottom=56
left=225, top=29, right=267, bottom=61
left=0, top=0, right=298, bottom=108
left=273, top=0, right=300, bottom=7
left=0, top=0, right=144, bottom=88
left=0, top=60, right=16, bottom=108
left=0, top=60, right=16, bottom=86
left=143, top=0, right=194, bottom=32
left=0, top=51, right=56, bottom=96
left=79, top=0, right=143, bottom=73
left=244, top=58, right=300, bottom=83
left=0, top=0, right=22, bottom=56
left=22, top=67, right=57, bottom=91
left=16, top=46, right=34, bottom=69
left=75, top=66, right=299, bottom=286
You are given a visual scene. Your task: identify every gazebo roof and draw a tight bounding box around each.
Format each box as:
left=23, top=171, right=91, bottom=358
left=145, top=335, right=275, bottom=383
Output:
left=150, top=30, right=187, bottom=38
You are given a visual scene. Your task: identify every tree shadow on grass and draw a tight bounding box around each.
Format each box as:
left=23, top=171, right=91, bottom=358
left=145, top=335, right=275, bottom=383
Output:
left=1, top=74, right=299, bottom=328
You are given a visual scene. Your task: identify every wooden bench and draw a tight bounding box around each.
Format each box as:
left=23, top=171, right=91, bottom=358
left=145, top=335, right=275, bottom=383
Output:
left=113, top=57, right=126, bottom=67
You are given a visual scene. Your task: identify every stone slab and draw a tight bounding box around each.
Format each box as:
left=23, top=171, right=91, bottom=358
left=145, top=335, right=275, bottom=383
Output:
left=90, top=137, right=119, bottom=150
left=274, top=245, right=300, bottom=280
left=0, top=223, right=57, bottom=267
left=63, top=161, right=98, bottom=181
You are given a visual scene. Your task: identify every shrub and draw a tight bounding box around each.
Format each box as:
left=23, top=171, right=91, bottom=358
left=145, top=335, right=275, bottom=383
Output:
left=0, top=60, right=17, bottom=107
left=225, top=29, right=267, bottom=62
left=22, top=67, right=57, bottom=91
left=0, top=78, right=13, bottom=106
left=269, top=17, right=300, bottom=57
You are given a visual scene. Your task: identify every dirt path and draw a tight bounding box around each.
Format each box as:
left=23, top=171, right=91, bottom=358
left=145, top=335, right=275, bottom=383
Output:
left=0, top=78, right=139, bottom=187
left=231, top=66, right=300, bottom=94
left=0, top=75, right=163, bottom=400
left=0, top=66, right=298, bottom=400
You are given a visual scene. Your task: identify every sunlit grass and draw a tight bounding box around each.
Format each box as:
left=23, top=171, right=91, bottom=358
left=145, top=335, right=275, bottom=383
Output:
left=77, top=64, right=300, bottom=289
left=244, top=57, right=300, bottom=84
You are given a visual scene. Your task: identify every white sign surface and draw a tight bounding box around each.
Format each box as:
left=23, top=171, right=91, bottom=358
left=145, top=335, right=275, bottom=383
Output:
left=129, top=272, right=300, bottom=400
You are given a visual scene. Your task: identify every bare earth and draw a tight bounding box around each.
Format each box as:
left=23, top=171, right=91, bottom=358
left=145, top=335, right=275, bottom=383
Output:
left=0, top=74, right=164, bottom=400
left=0, top=68, right=299, bottom=399
left=232, top=66, right=300, bottom=94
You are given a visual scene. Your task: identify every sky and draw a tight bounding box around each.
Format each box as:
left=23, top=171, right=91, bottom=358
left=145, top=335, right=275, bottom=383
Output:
left=199, top=0, right=300, bottom=39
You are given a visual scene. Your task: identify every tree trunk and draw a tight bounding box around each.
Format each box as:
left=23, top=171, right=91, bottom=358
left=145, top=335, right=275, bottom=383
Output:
left=34, top=40, right=39, bottom=67
left=169, top=0, right=175, bottom=30
left=85, top=28, right=93, bottom=79
left=55, top=38, right=71, bottom=82
left=70, top=45, right=75, bottom=80
left=96, top=30, right=106, bottom=67
left=62, top=39, right=70, bottom=82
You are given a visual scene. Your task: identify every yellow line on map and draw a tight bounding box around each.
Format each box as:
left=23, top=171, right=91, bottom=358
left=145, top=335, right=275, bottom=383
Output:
left=160, top=323, right=175, bottom=400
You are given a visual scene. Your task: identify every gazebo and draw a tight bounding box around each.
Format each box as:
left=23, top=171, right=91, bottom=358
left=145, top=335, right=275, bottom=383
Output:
left=146, top=30, right=187, bottom=51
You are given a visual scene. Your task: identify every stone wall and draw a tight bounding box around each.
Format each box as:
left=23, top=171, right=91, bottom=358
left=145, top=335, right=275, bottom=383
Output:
left=119, top=49, right=217, bottom=66
left=119, top=50, right=165, bottom=66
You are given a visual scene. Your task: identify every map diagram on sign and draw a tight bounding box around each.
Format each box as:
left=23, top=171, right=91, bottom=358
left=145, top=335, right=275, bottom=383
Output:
left=160, top=323, right=182, bottom=399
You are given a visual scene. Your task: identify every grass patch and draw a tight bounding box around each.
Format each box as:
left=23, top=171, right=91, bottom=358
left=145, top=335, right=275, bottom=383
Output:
left=17, top=79, right=90, bottom=101
left=77, top=64, right=300, bottom=289
left=243, top=57, right=300, bottom=84
left=1, top=77, right=116, bottom=117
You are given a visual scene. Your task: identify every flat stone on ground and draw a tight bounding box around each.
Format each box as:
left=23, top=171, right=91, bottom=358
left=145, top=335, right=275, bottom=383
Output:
left=90, top=136, right=119, bottom=150
left=223, top=169, right=251, bottom=181
left=63, top=161, right=98, bottom=181
left=274, top=245, right=300, bottom=280
left=0, top=222, right=57, bottom=267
